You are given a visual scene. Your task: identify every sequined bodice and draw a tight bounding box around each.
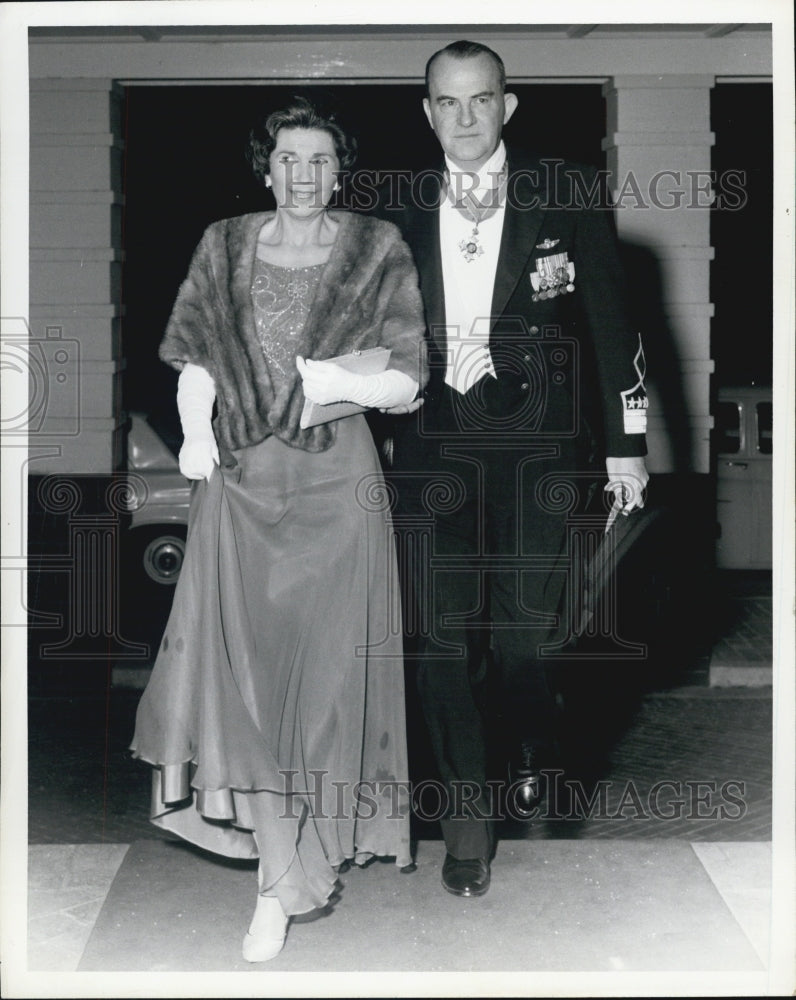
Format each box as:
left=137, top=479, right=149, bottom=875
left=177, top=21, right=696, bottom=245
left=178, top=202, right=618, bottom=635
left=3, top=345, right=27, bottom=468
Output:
left=251, top=258, right=325, bottom=382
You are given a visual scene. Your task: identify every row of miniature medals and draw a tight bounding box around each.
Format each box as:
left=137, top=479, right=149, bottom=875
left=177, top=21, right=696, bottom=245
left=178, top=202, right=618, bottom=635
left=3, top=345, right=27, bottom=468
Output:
left=452, top=169, right=576, bottom=302
left=530, top=252, right=576, bottom=302
left=460, top=221, right=576, bottom=303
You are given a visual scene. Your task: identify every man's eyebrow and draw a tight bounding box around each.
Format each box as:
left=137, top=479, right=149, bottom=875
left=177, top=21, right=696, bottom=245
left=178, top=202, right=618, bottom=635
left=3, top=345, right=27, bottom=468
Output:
left=434, top=90, right=495, bottom=102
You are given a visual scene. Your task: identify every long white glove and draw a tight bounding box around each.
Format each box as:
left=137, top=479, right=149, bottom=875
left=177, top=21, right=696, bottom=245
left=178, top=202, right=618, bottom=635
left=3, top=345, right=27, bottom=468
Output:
left=176, top=363, right=218, bottom=480
left=296, top=355, right=418, bottom=409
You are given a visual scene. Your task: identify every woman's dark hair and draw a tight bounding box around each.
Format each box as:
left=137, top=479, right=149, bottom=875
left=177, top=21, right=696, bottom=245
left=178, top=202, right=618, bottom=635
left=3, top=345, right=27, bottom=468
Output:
left=247, top=96, right=357, bottom=186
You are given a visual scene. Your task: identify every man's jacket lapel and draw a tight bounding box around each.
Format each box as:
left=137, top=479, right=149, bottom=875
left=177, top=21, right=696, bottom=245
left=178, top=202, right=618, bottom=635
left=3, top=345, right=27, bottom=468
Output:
left=403, top=173, right=447, bottom=369
left=491, top=158, right=547, bottom=324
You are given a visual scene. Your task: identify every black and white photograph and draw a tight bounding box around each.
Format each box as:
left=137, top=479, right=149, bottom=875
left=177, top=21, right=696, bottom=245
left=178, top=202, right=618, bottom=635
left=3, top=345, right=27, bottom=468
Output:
left=1, top=1, right=794, bottom=997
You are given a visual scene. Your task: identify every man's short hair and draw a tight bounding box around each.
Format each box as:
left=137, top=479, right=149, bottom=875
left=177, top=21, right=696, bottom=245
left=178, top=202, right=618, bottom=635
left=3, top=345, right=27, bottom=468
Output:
left=424, top=40, right=507, bottom=96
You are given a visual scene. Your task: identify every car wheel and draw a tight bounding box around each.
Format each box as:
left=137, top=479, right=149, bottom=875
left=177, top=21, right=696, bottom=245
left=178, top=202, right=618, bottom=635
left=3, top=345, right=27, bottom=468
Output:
left=121, top=525, right=188, bottom=590
left=138, top=529, right=187, bottom=585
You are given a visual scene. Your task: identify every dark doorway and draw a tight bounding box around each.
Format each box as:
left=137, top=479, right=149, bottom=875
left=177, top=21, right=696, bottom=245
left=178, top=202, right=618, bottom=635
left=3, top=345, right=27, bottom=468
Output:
left=710, top=83, right=773, bottom=390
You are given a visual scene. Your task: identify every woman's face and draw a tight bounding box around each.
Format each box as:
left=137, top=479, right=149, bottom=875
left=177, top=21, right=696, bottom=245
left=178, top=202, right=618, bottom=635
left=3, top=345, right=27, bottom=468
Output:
left=268, top=127, right=340, bottom=218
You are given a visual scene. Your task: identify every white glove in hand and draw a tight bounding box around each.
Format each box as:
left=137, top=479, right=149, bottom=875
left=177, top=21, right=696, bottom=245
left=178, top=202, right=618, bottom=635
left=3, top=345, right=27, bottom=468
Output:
left=296, top=356, right=360, bottom=405
left=296, top=355, right=418, bottom=408
left=604, top=455, right=649, bottom=530
left=177, top=363, right=219, bottom=480
left=179, top=437, right=218, bottom=480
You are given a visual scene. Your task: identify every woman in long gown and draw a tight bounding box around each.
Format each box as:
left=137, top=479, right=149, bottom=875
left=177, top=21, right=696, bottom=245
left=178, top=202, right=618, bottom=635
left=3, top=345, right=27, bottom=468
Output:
left=130, top=97, right=428, bottom=962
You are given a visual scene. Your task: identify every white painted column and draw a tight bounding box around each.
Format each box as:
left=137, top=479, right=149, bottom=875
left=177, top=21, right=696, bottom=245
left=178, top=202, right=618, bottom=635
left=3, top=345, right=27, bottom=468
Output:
left=602, top=75, right=716, bottom=474
left=28, top=79, right=125, bottom=473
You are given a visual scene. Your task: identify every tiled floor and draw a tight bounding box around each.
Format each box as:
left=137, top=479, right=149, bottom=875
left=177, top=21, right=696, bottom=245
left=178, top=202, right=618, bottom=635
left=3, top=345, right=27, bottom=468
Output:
left=710, top=596, right=774, bottom=685
left=27, top=844, right=130, bottom=972
left=26, top=685, right=774, bottom=847
left=691, top=841, right=773, bottom=965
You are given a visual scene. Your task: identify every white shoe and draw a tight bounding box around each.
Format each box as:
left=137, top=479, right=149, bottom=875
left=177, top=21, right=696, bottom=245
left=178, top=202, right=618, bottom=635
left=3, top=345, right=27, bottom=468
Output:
left=242, top=894, right=288, bottom=963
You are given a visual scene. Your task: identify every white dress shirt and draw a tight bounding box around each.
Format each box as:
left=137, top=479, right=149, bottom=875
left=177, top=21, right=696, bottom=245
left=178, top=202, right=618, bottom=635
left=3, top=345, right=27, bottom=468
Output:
left=440, top=142, right=507, bottom=395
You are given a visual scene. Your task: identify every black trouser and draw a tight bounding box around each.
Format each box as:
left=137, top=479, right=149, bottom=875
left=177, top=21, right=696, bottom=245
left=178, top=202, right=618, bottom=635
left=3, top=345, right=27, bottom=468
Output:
left=392, top=387, right=571, bottom=859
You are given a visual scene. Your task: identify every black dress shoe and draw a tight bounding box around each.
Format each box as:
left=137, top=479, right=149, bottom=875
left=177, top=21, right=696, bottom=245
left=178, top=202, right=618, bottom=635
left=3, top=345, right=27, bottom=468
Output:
left=441, top=853, right=490, bottom=897
left=508, top=742, right=546, bottom=819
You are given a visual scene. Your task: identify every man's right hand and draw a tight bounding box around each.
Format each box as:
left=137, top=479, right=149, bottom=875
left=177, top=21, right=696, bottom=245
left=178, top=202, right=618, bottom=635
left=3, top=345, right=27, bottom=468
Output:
left=179, top=436, right=219, bottom=480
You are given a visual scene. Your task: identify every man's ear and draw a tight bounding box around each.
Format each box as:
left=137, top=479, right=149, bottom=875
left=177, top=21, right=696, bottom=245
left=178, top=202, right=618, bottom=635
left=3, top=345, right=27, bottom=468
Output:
left=423, top=97, right=435, bottom=131
left=503, top=91, right=519, bottom=124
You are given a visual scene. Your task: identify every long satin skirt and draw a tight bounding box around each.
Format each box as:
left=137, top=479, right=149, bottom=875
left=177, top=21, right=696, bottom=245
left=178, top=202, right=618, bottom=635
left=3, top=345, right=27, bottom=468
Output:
left=130, top=415, right=411, bottom=916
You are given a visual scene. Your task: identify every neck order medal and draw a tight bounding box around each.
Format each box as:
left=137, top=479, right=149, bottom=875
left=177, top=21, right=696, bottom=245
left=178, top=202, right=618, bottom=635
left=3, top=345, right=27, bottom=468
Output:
left=449, top=164, right=507, bottom=262
left=459, top=227, right=484, bottom=262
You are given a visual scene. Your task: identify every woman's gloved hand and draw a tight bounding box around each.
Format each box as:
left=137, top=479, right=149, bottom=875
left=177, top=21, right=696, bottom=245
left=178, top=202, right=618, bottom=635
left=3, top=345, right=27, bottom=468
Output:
left=177, top=363, right=219, bottom=480
left=179, top=436, right=219, bottom=480
left=296, top=355, right=359, bottom=405
left=296, top=355, right=419, bottom=409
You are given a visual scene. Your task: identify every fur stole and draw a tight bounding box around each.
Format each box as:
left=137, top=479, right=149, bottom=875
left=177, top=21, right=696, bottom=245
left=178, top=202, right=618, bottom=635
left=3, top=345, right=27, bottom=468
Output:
left=159, top=210, right=427, bottom=452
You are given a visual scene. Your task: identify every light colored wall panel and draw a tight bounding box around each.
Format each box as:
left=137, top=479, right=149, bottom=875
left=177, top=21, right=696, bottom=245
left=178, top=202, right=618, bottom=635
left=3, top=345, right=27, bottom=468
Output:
left=29, top=140, right=122, bottom=192
left=38, top=361, right=123, bottom=423
left=646, top=416, right=713, bottom=474
left=28, top=421, right=126, bottom=474
left=655, top=256, right=714, bottom=306
left=659, top=305, right=714, bottom=360
left=607, top=89, right=713, bottom=133
left=30, top=200, right=122, bottom=249
left=647, top=361, right=715, bottom=418
left=29, top=256, right=122, bottom=307
left=604, top=75, right=716, bottom=473
left=614, top=204, right=712, bottom=252
left=28, top=35, right=772, bottom=81
left=30, top=85, right=122, bottom=134
left=28, top=307, right=122, bottom=362
left=27, top=79, right=126, bottom=472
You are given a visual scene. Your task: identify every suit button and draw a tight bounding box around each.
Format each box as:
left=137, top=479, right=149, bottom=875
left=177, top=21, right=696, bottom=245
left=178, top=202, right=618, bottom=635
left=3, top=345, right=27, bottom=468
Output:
left=529, top=325, right=539, bottom=334
left=520, top=382, right=530, bottom=391
left=523, top=354, right=531, bottom=362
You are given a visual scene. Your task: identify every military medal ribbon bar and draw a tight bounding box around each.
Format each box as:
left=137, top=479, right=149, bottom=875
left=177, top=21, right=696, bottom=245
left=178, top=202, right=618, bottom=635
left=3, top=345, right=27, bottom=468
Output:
left=530, top=251, right=576, bottom=301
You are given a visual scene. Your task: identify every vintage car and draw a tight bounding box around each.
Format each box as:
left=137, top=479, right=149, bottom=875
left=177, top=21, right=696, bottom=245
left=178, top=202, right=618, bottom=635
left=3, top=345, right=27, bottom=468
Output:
left=124, top=411, right=190, bottom=589
left=714, top=385, right=773, bottom=570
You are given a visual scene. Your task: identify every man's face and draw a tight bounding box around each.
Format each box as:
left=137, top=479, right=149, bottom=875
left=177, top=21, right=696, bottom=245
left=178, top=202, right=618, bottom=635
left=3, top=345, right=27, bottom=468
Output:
left=423, top=52, right=518, bottom=172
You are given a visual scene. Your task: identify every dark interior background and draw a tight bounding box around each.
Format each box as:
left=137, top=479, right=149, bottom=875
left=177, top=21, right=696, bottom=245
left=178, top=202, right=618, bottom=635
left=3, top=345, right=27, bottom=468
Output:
left=119, top=81, right=773, bottom=431
left=710, top=83, right=773, bottom=388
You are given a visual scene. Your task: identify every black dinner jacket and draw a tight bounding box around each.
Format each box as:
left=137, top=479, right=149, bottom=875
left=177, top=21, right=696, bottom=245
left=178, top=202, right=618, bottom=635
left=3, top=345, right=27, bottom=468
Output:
left=374, top=146, right=648, bottom=462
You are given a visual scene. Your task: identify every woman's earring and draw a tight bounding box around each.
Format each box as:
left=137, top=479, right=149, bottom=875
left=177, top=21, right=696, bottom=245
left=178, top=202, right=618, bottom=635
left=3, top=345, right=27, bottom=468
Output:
left=332, top=180, right=341, bottom=193
left=265, top=176, right=272, bottom=189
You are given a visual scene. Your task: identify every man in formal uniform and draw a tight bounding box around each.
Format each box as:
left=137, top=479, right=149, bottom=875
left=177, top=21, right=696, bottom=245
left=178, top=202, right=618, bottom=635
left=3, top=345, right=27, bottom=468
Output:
left=380, top=40, right=649, bottom=898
